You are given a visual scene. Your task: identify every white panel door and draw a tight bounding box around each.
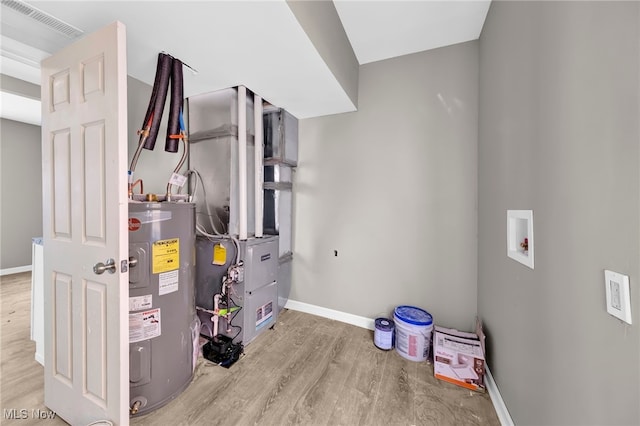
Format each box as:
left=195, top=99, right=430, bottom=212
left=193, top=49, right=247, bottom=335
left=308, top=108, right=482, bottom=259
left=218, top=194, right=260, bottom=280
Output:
left=41, top=21, right=129, bottom=425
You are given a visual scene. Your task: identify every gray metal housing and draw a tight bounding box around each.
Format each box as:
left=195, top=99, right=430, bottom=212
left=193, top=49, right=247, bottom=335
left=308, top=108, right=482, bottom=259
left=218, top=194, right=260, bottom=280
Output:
left=128, top=202, right=197, bottom=415
left=186, top=89, right=296, bottom=320
left=264, top=105, right=298, bottom=167
left=187, top=88, right=256, bottom=237
left=195, top=235, right=278, bottom=346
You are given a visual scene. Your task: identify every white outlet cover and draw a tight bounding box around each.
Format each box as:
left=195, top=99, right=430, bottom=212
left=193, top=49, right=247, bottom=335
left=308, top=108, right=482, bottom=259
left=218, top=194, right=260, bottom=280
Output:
left=604, top=270, right=632, bottom=324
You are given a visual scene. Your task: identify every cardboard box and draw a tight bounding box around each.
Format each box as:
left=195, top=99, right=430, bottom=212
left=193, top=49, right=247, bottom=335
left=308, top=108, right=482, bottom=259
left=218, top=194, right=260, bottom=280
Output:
left=433, top=319, right=486, bottom=392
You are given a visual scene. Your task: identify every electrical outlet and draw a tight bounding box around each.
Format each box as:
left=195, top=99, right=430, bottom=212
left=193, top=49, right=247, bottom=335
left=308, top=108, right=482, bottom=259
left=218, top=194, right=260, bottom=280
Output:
left=604, top=270, right=632, bottom=324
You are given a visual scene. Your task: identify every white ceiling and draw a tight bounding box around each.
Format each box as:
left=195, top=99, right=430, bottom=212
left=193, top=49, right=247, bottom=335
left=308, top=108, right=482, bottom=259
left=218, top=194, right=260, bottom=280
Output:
left=0, top=0, right=490, bottom=122
left=334, top=0, right=490, bottom=64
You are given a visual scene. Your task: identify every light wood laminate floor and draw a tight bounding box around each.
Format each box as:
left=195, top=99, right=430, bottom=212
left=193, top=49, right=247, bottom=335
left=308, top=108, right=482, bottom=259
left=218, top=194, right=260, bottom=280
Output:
left=1, top=272, right=500, bottom=425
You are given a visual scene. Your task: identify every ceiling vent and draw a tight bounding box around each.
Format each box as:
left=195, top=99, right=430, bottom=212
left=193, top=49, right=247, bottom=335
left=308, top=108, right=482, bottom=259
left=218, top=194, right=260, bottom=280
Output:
left=1, top=0, right=83, bottom=38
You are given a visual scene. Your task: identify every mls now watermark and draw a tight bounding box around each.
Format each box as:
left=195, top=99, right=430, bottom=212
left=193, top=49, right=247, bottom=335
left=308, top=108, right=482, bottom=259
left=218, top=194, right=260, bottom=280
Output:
left=3, top=408, right=57, bottom=420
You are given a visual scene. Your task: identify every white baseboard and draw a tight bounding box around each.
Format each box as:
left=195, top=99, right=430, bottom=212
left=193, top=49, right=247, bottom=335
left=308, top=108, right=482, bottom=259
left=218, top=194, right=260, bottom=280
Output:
left=285, top=299, right=514, bottom=426
left=35, top=352, right=44, bottom=367
left=485, top=365, right=514, bottom=426
left=284, top=299, right=375, bottom=330
left=0, top=265, right=32, bottom=277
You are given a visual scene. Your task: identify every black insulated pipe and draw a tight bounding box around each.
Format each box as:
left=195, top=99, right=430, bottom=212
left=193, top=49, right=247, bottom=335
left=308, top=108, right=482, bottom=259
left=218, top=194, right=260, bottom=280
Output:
left=140, top=54, right=165, bottom=135
left=143, top=53, right=172, bottom=150
left=165, top=58, right=184, bottom=153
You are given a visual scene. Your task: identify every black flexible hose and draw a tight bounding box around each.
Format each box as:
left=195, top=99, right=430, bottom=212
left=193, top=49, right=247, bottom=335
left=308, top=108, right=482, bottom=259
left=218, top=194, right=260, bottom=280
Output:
left=143, top=53, right=172, bottom=150
left=140, top=54, right=164, bottom=134
left=165, top=57, right=184, bottom=153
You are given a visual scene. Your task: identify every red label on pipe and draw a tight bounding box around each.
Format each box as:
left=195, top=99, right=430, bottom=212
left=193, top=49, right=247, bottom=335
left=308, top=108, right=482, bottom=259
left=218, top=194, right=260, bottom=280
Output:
left=128, top=217, right=141, bottom=231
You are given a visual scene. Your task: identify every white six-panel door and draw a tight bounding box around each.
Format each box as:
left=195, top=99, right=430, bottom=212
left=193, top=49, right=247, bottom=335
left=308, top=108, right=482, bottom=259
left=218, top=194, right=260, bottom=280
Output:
left=41, top=21, right=129, bottom=425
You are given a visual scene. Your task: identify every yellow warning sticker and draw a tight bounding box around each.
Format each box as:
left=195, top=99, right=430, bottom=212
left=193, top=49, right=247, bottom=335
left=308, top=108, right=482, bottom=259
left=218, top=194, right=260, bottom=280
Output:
left=152, top=238, right=179, bottom=274
left=213, top=243, right=226, bottom=265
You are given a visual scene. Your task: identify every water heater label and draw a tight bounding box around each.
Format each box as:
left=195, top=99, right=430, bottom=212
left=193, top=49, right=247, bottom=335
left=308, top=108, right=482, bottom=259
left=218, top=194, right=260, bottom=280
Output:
left=158, top=270, right=179, bottom=295
left=129, top=294, right=152, bottom=312
left=152, top=238, right=179, bottom=274
left=129, top=308, right=161, bottom=343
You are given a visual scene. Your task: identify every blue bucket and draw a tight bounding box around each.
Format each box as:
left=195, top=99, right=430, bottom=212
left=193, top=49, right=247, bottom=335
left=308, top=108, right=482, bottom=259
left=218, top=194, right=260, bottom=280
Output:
left=393, top=306, right=433, bottom=361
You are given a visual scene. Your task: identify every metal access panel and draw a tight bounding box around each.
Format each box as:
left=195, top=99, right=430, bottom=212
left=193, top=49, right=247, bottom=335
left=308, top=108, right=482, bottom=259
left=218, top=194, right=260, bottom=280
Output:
left=187, top=87, right=256, bottom=237
left=245, top=280, right=278, bottom=342
left=195, top=235, right=279, bottom=346
left=242, top=237, right=279, bottom=344
left=244, top=236, right=278, bottom=292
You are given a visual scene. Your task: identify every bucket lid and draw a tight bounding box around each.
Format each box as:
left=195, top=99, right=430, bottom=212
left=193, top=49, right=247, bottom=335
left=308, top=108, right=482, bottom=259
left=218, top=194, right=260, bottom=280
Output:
left=394, top=305, right=433, bottom=326
left=375, top=317, right=394, bottom=331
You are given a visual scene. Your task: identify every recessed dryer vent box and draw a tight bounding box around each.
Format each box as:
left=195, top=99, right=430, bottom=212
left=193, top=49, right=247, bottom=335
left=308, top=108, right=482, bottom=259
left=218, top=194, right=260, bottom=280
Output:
left=604, top=270, right=632, bottom=324
left=507, top=210, right=534, bottom=269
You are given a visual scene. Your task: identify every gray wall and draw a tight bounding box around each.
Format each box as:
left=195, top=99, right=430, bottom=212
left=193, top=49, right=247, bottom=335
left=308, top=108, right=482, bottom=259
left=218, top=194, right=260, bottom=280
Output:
left=478, top=2, right=640, bottom=425
left=0, top=118, right=42, bottom=270
left=0, top=74, right=42, bottom=271
left=293, top=41, right=478, bottom=330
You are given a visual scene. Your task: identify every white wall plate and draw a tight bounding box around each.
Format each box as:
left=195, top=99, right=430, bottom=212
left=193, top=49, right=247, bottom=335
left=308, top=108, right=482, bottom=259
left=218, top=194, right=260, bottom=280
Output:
left=604, top=270, right=632, bottom=324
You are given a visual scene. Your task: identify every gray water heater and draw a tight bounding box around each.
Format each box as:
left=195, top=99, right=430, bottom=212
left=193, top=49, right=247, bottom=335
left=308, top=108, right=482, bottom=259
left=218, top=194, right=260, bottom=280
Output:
left=128, top=202, right=198, bottom=415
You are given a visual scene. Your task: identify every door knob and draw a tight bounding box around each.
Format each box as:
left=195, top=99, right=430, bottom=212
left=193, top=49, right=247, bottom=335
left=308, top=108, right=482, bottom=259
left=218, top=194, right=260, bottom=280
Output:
left=128, top=256, right=138, bottom=268
left=94, top=258, right=116, bottom=275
